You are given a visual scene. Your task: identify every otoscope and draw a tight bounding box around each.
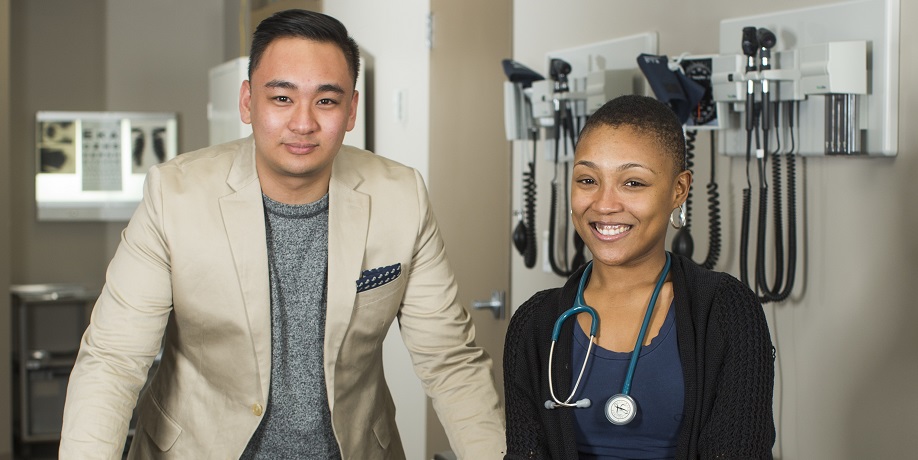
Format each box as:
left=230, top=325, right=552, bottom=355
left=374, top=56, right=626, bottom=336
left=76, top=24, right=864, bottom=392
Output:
left=547, top=58, right=586, bottom=277
left=739, top=26, right=758, bottom=288
left=754, top=27, right=797, bottom=302
left=737, top=26, right=798, bottom=303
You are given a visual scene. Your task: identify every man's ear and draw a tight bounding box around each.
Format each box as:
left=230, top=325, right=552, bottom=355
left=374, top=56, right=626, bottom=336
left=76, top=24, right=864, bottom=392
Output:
left=239, top=80, right=253, bottom=125
left=346, top=89, right=359, bottom=132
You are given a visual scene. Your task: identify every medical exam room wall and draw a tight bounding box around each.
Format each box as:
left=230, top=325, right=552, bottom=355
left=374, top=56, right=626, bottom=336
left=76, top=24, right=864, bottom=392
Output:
left=1, top=1, right=12, bottom=457
left=3, top=0, right=225, bottom=454
left=8, top=0, right=223, bottom=286
left=510, top=0, right=917, bottom=458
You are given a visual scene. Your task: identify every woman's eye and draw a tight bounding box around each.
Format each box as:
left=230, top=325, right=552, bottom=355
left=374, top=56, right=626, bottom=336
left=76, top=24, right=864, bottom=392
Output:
left=624, top=180, right=646, bottom=187
left=577, top=178, right=596, bottom=185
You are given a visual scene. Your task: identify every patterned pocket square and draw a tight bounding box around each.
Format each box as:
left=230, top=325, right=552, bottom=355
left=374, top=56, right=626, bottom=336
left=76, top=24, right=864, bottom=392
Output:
left=356, top=263, right=402, bottom=293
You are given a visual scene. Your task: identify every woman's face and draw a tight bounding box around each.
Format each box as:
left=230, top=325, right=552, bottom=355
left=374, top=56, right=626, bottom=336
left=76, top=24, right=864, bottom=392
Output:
left=571, top=124, right=690, bottom=268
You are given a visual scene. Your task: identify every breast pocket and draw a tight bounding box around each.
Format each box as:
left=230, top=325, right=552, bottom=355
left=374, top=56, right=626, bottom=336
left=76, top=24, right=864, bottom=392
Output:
left=349, top=274, right=407, bottom=350
left=355, top=272, right=407, bottom=309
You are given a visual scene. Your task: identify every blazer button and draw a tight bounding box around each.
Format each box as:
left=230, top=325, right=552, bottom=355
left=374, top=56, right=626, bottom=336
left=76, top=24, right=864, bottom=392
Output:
left=251, top=403, right=263, bottom=416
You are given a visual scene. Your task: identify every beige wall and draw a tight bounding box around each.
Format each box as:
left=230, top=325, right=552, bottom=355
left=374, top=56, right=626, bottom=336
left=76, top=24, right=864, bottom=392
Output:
left=9, top=0, right=110, bottom=288
left=7, top=0, right=224, bottom=285
left=0, top=0, right=11, bottom=457
left=511, top=0, right=918, bottom=458
left=105, top=0, right=225, bottom=153
left=3, top=0, right=224, bottom=454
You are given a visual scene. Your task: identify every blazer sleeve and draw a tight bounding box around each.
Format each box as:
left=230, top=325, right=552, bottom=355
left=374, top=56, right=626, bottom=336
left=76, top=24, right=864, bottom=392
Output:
left=392, top=169, right=506, bottom=459
left=699, top=276, right=776, bottom=459
left=60, top=166, right=175, bottom=459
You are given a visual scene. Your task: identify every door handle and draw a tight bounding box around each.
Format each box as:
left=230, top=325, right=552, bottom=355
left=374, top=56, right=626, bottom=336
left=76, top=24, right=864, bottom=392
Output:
left=472, top=291, right=505, bottom=319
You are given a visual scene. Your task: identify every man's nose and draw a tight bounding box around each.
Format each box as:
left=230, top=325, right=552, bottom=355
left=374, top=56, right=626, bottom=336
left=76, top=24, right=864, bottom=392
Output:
left=288, top=103, right=317, bottom=134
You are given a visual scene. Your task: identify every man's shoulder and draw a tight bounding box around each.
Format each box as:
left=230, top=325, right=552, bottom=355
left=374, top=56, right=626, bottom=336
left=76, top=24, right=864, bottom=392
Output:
left=149, top=138, right=253, bottom=193
left=164, top=138, right=247, bottom=171
left=336, top=145, right=414, bottom=171
left=334, top=145, right=420, bottom=188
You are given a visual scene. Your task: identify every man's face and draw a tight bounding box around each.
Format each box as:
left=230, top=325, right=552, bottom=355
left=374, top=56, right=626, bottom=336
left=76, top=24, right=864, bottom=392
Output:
left=240, top=37, right=358, bottom=199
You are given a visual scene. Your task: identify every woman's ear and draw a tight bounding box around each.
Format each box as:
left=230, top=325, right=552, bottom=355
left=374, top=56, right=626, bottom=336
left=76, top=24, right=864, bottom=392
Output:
left=674, top=170, right=693, bottom=205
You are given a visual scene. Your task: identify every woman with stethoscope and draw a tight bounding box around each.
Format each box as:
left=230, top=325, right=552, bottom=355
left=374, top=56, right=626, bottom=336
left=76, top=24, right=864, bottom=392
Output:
left=504, top=95, right=775, bottom=459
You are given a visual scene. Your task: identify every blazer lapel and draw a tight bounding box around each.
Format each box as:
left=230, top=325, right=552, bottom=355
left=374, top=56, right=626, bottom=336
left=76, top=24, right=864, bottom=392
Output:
left=324, top=157, right=369, bottom=410
left=218, top=138, right=272, bottom=403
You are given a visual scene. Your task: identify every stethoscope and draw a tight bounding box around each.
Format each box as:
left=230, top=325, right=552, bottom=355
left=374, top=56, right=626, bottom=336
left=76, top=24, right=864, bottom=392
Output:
left=544, top=252, right=672, bottom=425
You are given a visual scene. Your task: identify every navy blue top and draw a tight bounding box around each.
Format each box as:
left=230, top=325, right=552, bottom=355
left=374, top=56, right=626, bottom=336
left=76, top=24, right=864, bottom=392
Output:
left=571, top=302, right=684, bottom=459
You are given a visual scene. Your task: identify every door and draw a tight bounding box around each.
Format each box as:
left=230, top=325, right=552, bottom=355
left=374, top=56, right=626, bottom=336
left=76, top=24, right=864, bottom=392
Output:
left=427, top=0, right=513, bottom=457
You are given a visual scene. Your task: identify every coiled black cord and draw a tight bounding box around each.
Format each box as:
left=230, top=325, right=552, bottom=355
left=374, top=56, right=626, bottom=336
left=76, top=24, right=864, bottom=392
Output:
left=756, top=105, right=786, bottom=295
left=547, top=99, right=585, bottom=277
left=684, top=131, right=696, bottom=229
left=701, top=131, right=722, bottom=270
left=743, top=101, right=799, bottom=303
left=739, top=103, right=759, bottom=287
left=678, top=130, right=722, bottom=270
left=760, top=102, right=798, bottom=302
left=521, top=131, right=538, bottom=268
left=548, top=101, right=572, bottom=277
left=548, top=180, right=568, bottom=276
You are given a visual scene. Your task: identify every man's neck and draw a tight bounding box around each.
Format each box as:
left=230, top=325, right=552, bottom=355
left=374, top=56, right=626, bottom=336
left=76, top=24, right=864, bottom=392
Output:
left=259, top=173, right=330, bottom=205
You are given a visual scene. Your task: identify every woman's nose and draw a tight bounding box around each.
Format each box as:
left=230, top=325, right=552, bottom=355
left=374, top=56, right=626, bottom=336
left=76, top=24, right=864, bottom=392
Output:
left=592, top=185, right=624, bottom=212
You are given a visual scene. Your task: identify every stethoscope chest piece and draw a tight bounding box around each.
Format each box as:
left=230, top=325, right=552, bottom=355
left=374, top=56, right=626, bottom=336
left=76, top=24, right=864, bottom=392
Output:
left=605, top=393, right=637, bottom=425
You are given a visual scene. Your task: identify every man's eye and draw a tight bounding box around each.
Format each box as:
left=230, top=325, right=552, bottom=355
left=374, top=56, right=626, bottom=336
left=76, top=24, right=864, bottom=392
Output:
left=318, top=98, right=338, bottom=106
left=273, top=96, right=290, bottom=103
left=577, top=178, right=596, bottom=185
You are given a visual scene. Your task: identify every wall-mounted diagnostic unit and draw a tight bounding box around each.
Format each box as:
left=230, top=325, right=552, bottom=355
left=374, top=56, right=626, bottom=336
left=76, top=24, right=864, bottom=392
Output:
left=637, top=0, right=899, bottom=304
left=35, top=111, right=178, bottom=222
left=713, top=0, right=898, bottom=157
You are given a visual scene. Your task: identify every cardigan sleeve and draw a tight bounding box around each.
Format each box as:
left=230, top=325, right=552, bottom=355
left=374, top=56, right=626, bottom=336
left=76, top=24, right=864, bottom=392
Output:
left=504, top=290, right=553, bottom=459
left=698, top=275, right=776, bottom=459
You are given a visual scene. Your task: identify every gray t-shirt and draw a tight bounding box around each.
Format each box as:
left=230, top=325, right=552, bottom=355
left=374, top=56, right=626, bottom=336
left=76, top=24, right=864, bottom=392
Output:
left=241, top=193, right=341, bottom=459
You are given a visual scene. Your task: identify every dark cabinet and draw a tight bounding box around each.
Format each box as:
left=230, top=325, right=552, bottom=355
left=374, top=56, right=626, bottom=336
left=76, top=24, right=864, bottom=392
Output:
left=11, top=284, right=161, bottom=458
left=11, top=284, right=94, bottom=450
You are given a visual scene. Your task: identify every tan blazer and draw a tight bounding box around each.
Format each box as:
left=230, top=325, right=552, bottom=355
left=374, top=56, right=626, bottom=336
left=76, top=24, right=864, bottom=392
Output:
left=60, top=137, right=505, bottom=459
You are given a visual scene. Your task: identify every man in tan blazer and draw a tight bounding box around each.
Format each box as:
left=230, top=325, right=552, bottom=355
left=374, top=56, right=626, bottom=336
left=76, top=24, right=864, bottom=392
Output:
left=60, top=9, right=505, bottom=459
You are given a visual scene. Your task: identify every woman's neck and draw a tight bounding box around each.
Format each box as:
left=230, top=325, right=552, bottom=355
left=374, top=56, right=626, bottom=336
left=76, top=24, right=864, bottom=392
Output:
left=586, top=252, right=669, bottom=298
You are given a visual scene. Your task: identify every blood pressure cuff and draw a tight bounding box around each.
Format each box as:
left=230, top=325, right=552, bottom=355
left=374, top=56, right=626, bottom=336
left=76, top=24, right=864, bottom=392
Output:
left=636, top=53, right=705, bottom=124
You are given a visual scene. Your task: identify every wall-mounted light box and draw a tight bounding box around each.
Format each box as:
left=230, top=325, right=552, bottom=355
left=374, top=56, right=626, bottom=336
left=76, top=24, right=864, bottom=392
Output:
left=35, top=111, right=178, bottom=222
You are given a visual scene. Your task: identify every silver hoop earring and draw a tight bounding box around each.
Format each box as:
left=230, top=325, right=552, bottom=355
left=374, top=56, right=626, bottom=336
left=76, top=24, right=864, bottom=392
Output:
left=670, top=204, right=686, bottom=229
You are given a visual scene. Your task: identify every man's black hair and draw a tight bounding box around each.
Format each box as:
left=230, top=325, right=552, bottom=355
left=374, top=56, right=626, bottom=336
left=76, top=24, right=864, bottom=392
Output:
left=579, top=95, right=686, bottom=174
left=249, top=9, right=360, bottom=88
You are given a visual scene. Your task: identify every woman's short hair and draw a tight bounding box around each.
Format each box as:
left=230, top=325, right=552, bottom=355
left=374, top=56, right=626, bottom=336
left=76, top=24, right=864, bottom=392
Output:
left=579, top=95, right=687, bottom=174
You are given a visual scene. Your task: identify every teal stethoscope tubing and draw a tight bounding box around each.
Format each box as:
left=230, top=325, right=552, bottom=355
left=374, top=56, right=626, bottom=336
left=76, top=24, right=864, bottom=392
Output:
left=545, top=252, right=672, bottom=409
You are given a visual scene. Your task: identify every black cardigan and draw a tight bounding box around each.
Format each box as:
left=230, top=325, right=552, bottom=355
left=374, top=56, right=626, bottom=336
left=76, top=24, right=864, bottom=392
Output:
left=504, top=254, right=775, bottom=459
